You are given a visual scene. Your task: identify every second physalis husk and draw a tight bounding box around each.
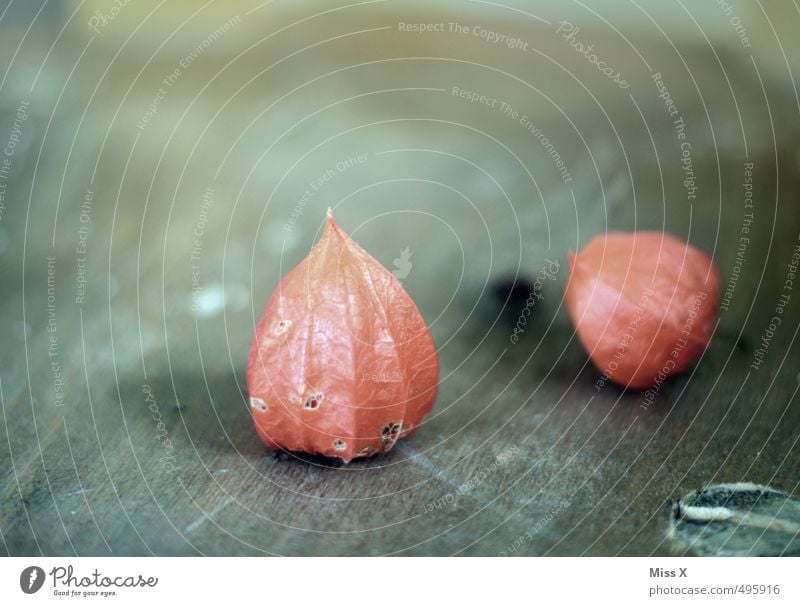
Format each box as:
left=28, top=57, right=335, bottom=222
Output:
left=565, top=231, right=721, bottom=390
left=247, top=210, right=439, bottom=462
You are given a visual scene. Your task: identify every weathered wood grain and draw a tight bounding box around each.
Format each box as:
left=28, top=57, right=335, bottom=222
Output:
left=1, top=6, right=799, bottom=556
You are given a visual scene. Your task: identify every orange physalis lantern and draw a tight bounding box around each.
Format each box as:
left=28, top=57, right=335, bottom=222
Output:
left=247, top=210, right=439, bottom=462
left=564, top=231, right=721, bottom=390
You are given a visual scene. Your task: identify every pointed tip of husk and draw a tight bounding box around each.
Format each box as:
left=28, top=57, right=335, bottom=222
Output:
left=324, top=208, right=341, bottom=235
left=323, top=208, right=343, bottom=241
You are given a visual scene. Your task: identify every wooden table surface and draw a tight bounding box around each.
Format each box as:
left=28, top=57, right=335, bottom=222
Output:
left=1, top=4, right=799, bottom=556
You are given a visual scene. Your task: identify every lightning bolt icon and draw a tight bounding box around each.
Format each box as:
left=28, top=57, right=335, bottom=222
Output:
left=28, top=569, right=38, bottom=589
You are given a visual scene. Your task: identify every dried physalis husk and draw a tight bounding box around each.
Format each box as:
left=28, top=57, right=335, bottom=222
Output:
left=565, top=231, right=721, bottom=390
left=669, top=483, right=800, bottom=556
left=246, top=210, right=439, bottom=462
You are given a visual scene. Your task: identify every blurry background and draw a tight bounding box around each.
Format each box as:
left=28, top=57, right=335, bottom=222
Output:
left=1, top=0, right=799, bottom=556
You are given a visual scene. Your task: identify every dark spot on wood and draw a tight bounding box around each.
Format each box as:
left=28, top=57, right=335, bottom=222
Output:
left=492, top=274, right=536, bottom=305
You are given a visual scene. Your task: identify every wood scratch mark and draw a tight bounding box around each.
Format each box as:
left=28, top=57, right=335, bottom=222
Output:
left=396, top=443, right=563, bottom=543
left=184, top=496, right=234, bottom=534
left=395, top=441, right=462, bottom=491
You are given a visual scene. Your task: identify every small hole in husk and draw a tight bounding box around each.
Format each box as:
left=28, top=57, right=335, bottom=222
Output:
left=380, top=422, right=402, bottom=451
left=304, top=393, right=324, bottom=410
left=249, top=397, right=267, bottom=412
left=274, top=320, right=292, bottom=335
